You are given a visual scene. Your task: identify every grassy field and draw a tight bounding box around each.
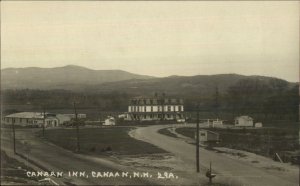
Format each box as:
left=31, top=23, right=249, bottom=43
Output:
left=176, top=127, right=298, bottom=160
left=37, top=127, right=166, bottom=156
left=157, top=128, right=178, bottom=138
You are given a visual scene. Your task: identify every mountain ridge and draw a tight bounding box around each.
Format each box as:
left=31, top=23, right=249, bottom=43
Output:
left=1, top=65, right=297, bottom=94
left=1, top=65, right=155, bottom=90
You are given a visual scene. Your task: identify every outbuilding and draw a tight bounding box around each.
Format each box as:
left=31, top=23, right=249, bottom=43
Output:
left=234, top=116, right=253, bottom=127
left=197, top=130, right=220, bottom=143
left=103, top=116, right=115, bottom=126
left=207, top=119, right=223, bottom=128
left=254, top=122, right=263, bottom=128
left=2, top=112, right=59, bottom=127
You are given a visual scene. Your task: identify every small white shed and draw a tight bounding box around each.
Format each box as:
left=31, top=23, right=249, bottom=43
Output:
left=198, top=130, right=219, bottom=142
left=235, top=116, right=253, bottom=127
left=255, top=122, right=263, bottom=128
left=207, top=119, right=223, bottom=128
left=103, top=116, right=115, bottom=126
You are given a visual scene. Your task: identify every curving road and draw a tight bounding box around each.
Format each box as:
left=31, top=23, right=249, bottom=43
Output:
left=130, top=125, right=299, bottom=186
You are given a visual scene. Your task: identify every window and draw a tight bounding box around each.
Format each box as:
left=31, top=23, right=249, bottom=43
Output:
left=201, top=133, right=206, bottom=136
left=179, top=106, right=182, bottom=112
left=168, top=106, right=171, bottom=112
left=144, top=106, right=146, bottom=112
left=151, top=106, right=153, bottom=112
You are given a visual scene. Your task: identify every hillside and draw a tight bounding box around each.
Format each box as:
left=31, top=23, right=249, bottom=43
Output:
left=1, top=65, right=296, bottom=97
left=88, top=74, right=296, bottom=96
left=1, top=65, right=153, bottom=90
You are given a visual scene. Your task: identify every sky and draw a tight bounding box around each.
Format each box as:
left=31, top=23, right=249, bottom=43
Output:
left=1, top=1, right=299, bottom=82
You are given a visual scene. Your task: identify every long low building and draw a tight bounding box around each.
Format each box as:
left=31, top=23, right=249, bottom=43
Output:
left=2, top=112, right=86, bottom=127
left=126, top=94, right=185, bottom=121
left=3, top=112, right=58, bottom=127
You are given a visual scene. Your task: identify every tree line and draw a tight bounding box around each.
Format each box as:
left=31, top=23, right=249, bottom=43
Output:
left=2, top=78, right=298, bottom=122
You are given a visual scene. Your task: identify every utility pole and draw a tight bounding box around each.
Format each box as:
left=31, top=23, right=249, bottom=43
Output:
left=209, top=161, right=212, bottom=183
left=267, top=129, right=271, bottom=156
left=42, top=107, right=46, bottom=137
left=162, top=93, right=165, bottom=121
left=97, top=105, right=101, bottom=123
left=12, top=119, right=16, bottom=154
left=196, top=102, right=200, bottom=173
left=214, top=86, right=219, bottom=118
left=73, top=102, right=80, bottom=152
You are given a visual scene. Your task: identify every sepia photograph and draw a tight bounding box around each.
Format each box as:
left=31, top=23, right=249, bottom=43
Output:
left=1, top=1, right=299, bottom=186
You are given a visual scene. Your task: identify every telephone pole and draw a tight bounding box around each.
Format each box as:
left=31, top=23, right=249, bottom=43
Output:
left=196, top=102, right=200, bottom=173
left=214, top=86, right=219, bottom=118
left=162, top=93, right=165, bottom=121
left=42, top=107, right=46, bottom=137
left=73, top=102, right=80, bottom=152
left=267, top=130, right=271, bottom=156
left=12, top=119, right=16, bottom=154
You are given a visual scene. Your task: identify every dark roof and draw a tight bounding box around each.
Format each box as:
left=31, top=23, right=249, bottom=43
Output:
left=130, top=97, right=183, bottom=105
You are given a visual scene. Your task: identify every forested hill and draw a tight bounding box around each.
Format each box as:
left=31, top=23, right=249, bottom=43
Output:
left=1, top=65, right=297, bottom=95
left=88, top=74, right=297, bottom=96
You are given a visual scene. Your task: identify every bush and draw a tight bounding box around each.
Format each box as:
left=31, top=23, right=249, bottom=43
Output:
left=90, top=147, right=96, bottom=152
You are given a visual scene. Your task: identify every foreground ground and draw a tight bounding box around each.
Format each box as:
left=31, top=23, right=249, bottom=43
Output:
left=173, top=126, right=298, bottom=161
left=1, top=128, right=165, bottom=185
left=0, top=150, right=47, bottom=185
left=2, top=127, right=210, bottom=185
left=1, top=125, right=298, bottom=186
left=130, top=124, right=299, bottom=186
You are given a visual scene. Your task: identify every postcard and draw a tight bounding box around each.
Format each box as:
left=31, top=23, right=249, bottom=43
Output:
left=1, top=1, right=299, bottom=186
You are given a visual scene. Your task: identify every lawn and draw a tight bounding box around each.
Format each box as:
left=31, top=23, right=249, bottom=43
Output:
left=37, top=127, right=166, bottom=156
left=175, top=127, right=298, bottom=160
left=157, top=128, right=178, bottom=138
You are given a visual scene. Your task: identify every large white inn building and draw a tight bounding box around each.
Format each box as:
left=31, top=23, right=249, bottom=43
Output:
left=126, top=94, right=184, bottom=121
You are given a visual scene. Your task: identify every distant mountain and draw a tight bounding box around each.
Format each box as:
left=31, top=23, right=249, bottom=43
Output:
left=1, top=65, right=154, bottom=90
left=2, top=65, right=296, bottom=96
